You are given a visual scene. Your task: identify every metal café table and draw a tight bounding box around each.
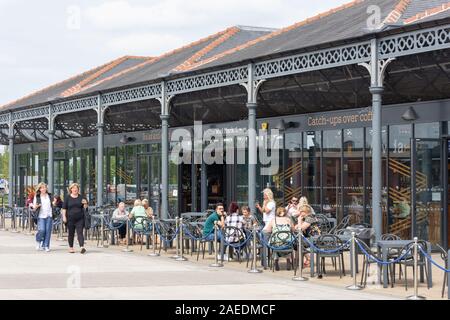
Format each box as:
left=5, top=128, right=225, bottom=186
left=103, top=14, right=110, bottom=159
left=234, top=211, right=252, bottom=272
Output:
left=308, top=234, right=353, bottom=277
left=376, top=240, right=432, bottom=288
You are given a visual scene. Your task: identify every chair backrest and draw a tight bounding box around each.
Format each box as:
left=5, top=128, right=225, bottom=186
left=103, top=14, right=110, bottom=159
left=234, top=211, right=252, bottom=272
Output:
left=316, top=234, right=342, bottom=249
left=133, top=216, right=151, bottom=233
left=269, top=230, right=294, bottom=249
left=223, top=226, right=246, bottom=243
left=335, top=228, right=353, bottom=236
left=355, top=237, right=377, bottom=258
left=315, top=214, right=331, bottom=232
left=435, top=244, right=448, bottom=263
left=381, top=233, right=401, bottom=241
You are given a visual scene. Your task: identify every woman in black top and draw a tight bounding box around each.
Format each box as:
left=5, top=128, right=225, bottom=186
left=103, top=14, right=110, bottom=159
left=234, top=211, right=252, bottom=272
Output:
left=62, top=183, right=88, bottom=254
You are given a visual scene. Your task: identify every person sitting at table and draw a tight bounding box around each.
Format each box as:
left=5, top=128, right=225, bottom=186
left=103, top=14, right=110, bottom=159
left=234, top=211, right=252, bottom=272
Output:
left=112, top=202, right=128, bottom=244
left=202, top=203, right=225, bottom=241
left=224, top=202, right=246, bottom=260
left=392, top=199, right=410, bottom=219
left=128, top=199, right=147, bottom=233
left=285, top=196, right=299, bottom=217
left=291, top=196, right=315, bottom=224
left=142, top=199, right=155, bottom=219
left=263, top=207, right=295, bottom=271
left=296, top=205, right=321, bottom=268
left=241, top=206, right=257, bottom=231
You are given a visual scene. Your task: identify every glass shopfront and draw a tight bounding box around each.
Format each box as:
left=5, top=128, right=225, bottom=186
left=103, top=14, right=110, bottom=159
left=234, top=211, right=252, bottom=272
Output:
left=12, top=115, right=450, bottom=248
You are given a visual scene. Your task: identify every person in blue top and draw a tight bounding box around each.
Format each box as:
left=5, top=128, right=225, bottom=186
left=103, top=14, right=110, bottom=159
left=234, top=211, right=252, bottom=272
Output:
left=202, top=203, right=225, bottom=240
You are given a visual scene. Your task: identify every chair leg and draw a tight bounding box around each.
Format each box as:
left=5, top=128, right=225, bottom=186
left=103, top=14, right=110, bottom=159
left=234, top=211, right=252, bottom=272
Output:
left=338, top=255, right=342, bottom=279
left=424, top=263, right=429, bottom=290
left=442, top=272, right=447, bottom=299
left=360, top=257, right=366, bottom=286
left=405, top=264, right=408, bottom=291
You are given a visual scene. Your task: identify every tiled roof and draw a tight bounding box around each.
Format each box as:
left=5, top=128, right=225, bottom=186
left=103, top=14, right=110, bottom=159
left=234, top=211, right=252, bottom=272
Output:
left=0, top=56, right=149, bottom=111
left=75, top=26, right=274, bottom=95
left=2, top=0, right=450, bottom=112
left=403, top=1, right=450, bottom=24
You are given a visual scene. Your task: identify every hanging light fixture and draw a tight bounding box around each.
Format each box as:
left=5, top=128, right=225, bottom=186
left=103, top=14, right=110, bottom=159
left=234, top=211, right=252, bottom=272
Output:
left=401, top=107, right=418, bottom=121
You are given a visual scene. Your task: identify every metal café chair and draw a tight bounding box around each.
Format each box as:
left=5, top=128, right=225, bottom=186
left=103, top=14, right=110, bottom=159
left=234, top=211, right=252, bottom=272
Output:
left=399, top=240, right=429, bottom=291
left=222, top=226, right=250, bottom=263
left=129, top=216, right=152, bottom=251
left=315, top=234, right=346, bottom=279
left=435, top=244, right=448, bottom=298
left=267, top=230, right=296, bottom=273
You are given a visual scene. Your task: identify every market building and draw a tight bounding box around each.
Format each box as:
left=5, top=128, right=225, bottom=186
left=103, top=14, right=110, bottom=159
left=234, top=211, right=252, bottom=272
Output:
left=1, top=0, right=450, bottom=248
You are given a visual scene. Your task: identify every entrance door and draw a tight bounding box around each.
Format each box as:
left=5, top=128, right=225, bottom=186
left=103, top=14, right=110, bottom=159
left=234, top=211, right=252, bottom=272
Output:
left=136, top=153, right=160, bottom=214
left=411, top=138, right=444, bottom=246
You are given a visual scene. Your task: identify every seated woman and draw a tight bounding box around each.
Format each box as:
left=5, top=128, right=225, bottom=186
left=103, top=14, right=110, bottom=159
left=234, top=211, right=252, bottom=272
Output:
left=224, top=202, right=245, bottom=260
left=296, top=205, right=321, bottom=267
left=142, top=199, right=155, bottom=218
left=291, top=196, right=315, bottom=224
left=129, top=199, right=147, bottom=232
left=241, top=206, right=258, bottom=231
left=112, top=202, right=128, bottom=244
left=263, top=207, right=295, bottom=271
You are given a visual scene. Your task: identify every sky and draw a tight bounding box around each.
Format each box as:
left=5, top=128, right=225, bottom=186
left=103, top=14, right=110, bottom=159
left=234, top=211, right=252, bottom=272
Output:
left=0, top=0, right=350, bottom=107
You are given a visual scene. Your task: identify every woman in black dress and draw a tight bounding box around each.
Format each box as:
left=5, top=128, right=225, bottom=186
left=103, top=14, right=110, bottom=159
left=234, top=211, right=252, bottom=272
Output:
left=62, top=183, right=88, bottom=254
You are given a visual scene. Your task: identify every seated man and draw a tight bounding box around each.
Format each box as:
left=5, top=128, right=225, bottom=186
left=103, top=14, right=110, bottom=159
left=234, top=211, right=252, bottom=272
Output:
left=202, top=203, right=225, bottom=241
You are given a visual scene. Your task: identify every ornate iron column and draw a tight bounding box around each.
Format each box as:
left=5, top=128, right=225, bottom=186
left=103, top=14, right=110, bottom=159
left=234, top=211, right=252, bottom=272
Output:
left=7, top=114, right=14, bottom=206
left=360, top=38, right=394, bottom=241
left=96, top=95, right=105, bottom=207
left=242, top=64, right=265, bottom=213
left=47, top=106, right=55, bottom=195
left=158, top=82, right=174, bottom=219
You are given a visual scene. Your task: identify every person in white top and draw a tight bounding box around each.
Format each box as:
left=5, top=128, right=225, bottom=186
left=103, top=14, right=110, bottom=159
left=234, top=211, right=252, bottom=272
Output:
left=256, top=188, right=276, bottom=226
left=291, top=196, right=315, bottom=224
left=285, top=196, right=299, bottom=217
left=31, top=182, right=53, bottom=252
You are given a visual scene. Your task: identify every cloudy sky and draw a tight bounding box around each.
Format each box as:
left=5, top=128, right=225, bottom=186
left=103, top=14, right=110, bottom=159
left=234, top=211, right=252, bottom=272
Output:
left=0, top=0, right=349, bottom=107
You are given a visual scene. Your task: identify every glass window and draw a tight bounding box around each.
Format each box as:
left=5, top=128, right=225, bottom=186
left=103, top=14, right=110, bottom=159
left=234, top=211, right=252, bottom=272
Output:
left=322, top=130, right=341, bottom=219
left=388, top=124, right=412, bottom=239
left=125, top=145, right=137, bottom=204
left=343, top=128, right=364, bottom=223
left=284, top=132, right=302, bottom=205
left=415, top=122, right=439, bottom=139
left=303, top=131, right=321, bottom=212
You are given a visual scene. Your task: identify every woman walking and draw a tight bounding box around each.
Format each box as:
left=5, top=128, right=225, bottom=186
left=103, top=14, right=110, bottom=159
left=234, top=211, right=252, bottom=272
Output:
left=62, top=183, right=88, bottom=254
left=31, top=182, right=53, bottom=252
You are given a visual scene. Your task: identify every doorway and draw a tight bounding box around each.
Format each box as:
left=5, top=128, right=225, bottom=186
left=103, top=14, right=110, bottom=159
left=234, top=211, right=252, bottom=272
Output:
left=136, top=153, right=160, bottom=214
left=411, top=138, right=447, bottom=248
left=178, top=163, right=227, bottom=213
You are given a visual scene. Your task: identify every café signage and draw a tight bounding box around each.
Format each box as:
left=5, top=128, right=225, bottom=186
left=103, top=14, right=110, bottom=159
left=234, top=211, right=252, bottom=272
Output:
left=307, top=110, right=373, bottom=128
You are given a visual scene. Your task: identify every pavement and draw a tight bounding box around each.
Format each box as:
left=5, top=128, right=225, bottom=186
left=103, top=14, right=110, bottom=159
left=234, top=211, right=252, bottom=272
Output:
left=0, top=231, right=404, bottom=300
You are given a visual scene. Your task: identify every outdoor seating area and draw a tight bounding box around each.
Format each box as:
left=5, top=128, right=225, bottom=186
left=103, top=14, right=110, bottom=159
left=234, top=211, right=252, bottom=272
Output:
left=1, top=205, right=449, bottom=300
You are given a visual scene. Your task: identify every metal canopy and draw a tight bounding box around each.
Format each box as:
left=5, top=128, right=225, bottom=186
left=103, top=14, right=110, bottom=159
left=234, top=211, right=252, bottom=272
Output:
left=0, top=23, right=449, bottom=142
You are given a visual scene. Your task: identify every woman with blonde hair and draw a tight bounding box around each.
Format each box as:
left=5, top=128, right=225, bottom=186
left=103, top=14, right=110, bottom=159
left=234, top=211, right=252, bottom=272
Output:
left=62, top=183, right=88, bottom=254
left=129, top=199, right=147, bottom=231
left=30, top=182, right=53, bottom=252
left=291, top=196, right=315, bottom=224
left=255, top=188, right=276, bottom=226
left=296, top=205, right=320, bottom=267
